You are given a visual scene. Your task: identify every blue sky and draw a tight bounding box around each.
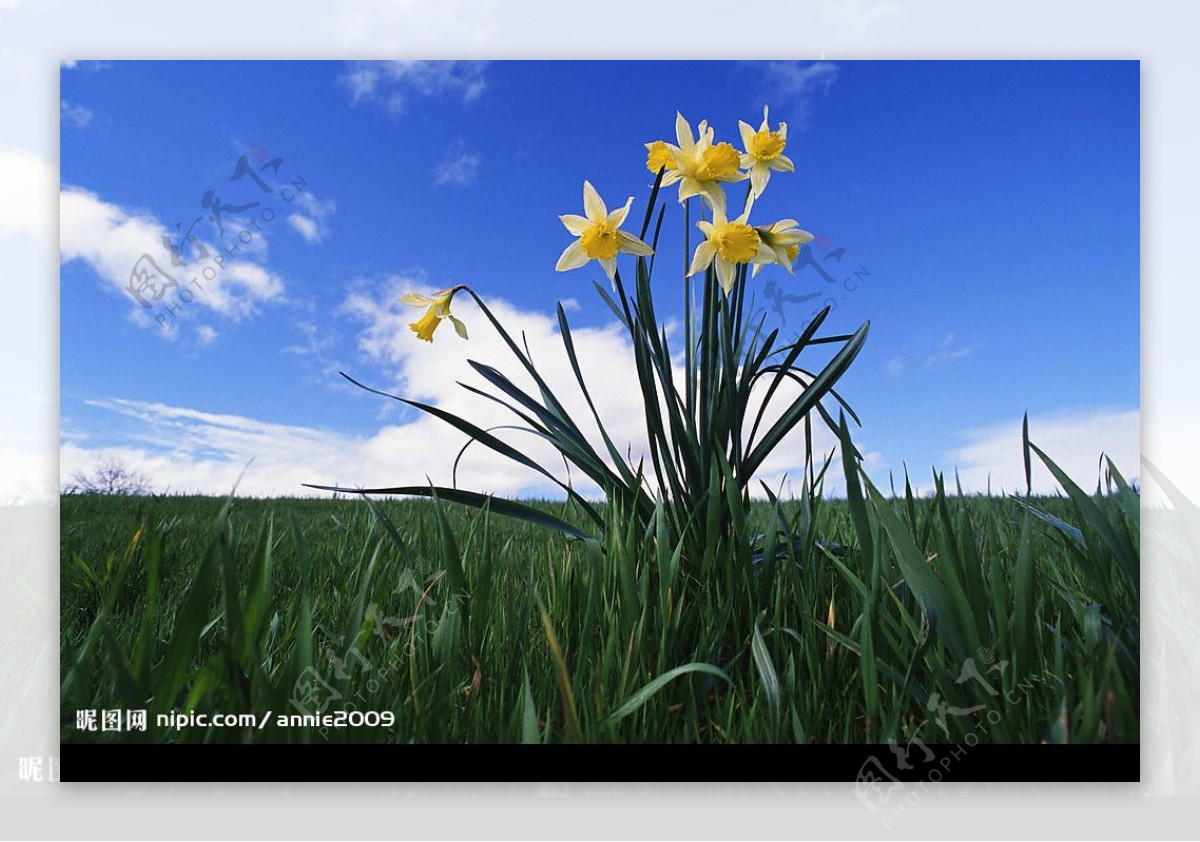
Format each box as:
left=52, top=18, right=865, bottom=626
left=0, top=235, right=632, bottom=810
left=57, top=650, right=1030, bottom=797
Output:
left=59, top=60, right=1139, bottom=497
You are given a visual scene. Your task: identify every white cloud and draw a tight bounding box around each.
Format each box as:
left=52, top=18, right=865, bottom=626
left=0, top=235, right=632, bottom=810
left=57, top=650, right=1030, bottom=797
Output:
left=59, top=186, right=286, bottom=325
left=937, top=408, right=1139, bottom=496
left=282, top=320, right=337, bottom=357
left=341, top=60, right=488, bottom=114
left=925, top=332, right=972, bottom=368
left=925, top=346, right=972, bottom=368
left=195, top=325, right=218, bottom=345
left=336, top=277, right=668, bottom=496
left=66, top=278, right=868, bottom=500
left=61, top=402, right=348, bottom=498
left=60, top=99, right=92, bottom=128
left=287, top=215, right=319, bottom=243
left=59, top=59, right=110, bottom=71
left=886, top=358, right=903, bottom=378
left=217, top=261, right=286, bottom=310
left=285, top=191, right=335, bottom=244
left=434, top=150, right=481, bottom=187
left=758, top=60, right=840, bottom=125
left=59, top=187, right=162, bottom=284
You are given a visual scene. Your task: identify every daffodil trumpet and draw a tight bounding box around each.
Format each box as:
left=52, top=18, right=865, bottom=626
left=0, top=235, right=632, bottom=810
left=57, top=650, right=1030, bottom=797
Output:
left=751, top=218, right=815, bottom=277
left=687, top=204, right=776, bottom=295
left=556, top=180, right=654, bottom=286
left=663, top=112, right=748, bottom=215
left=739, top=105, right=794, bottom=200
left=399, top=284, right=470, bottom=343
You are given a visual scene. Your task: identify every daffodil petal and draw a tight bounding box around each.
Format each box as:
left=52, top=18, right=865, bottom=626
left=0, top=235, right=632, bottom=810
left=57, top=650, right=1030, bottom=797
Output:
left=448, top=314, right=469, bottom=340
left=608, top=196, right=634, bottom=229
left=688, top=241, right=716, bottom=276
left=771, top=154, right=795, bottom=173
left=677, top=178, right=703, bottom=203
left=675, top=112, right=694, bottom=152
left=738, top=121, right=755, bottom=151
left=750, top=165, right=769, bottom=199
left=700, top=182, right=727, bottom=215
left=556, top=239, right=589, bottom=271
left=560, top=214, right=590, bottom=235
left=617, top=230, right=654, bottom=256
left=599, top=257, right=618, bottom=282
left=582, top=180, right=607, bottom=220
left=399, top=292, right=437, bottom=307
left=716, top=258, right=735, bottom=294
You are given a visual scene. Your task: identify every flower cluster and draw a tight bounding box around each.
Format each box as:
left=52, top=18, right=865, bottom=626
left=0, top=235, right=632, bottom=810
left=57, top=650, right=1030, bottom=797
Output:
left=655, top=107, right=810, bottom=294
left=355, top=99, right=872, bottom=642
left=556, top=105, right=812, bottom=295
left=404, top=105, right=813, bottom=340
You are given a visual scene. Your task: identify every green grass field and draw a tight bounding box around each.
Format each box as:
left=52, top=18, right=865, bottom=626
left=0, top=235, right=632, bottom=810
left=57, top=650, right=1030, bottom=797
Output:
left=60, top=456, right=1139, bottom=745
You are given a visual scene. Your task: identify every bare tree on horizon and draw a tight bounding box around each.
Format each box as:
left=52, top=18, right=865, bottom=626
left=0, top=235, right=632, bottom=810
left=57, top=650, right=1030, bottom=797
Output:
left=63, top=458, right=153, bottom=496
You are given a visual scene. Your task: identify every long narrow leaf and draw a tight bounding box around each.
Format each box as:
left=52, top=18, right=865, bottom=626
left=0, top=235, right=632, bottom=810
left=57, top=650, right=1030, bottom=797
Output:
left=301, top=483, right=595, bottom=542
left=603, top=663, right=730, bottom=726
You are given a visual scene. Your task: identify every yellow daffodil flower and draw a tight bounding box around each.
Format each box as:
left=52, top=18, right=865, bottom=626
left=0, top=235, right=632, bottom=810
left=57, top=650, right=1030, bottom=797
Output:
left=399, top=285, right=469, bottom=342
left=688, top=205, right=776, bottom=294
left=556, top=180, right=654, bottom=284
left=739, top=106, right=794, bottom=200
left=644, top=140, right=678, bottom=175
left=665, top=112, right=748, bottom=215
left=751, top=218, right=815, bottom=277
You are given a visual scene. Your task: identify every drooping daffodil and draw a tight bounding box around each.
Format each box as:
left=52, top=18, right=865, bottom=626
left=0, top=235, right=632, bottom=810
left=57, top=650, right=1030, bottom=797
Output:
left=663, top=113, right=748, bottom=215
left=400, top=285, right=469, bottom=342
left=751, top=218, right=815, bottom=277
left=688, top=205, right=776, bottom=294
left=556, top=180, right=654, bottom=284
left=739, top=106, right=794, bottom=200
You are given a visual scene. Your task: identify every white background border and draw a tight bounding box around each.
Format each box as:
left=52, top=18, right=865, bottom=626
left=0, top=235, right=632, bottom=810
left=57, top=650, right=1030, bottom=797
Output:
left=2, top=0, right=1193, bottom=837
